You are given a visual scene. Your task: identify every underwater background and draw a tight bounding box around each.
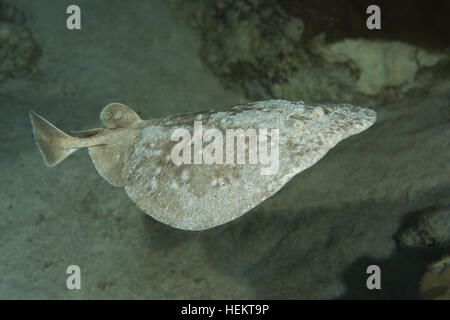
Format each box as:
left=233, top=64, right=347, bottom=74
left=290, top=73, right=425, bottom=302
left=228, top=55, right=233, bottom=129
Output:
left=0, top=0, right=449, bottom=299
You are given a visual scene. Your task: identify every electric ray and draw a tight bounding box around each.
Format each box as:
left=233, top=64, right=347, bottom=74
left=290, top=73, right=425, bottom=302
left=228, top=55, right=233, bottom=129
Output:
left=30, top=99, right=376, bottom=230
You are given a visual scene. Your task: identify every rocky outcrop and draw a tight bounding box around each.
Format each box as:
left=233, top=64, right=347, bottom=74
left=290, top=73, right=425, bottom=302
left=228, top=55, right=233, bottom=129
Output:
left=0, top=1, right=40, bottom=80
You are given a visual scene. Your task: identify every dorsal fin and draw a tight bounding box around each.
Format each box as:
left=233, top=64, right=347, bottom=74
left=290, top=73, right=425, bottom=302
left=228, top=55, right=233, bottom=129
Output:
left=100, top=103, right=141, bottom=128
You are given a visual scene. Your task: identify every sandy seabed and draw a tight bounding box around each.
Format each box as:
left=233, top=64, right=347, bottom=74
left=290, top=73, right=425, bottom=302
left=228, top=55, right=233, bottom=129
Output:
left=0, top=0, right=449, bottom=299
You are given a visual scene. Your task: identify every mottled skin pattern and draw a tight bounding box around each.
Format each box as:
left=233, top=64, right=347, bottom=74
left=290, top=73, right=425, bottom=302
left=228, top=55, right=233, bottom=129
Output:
left=31, top=100, right=376, bottom=231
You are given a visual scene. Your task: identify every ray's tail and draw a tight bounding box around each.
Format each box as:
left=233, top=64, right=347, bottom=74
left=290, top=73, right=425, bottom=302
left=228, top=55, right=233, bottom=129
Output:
left=29, top=111, right=80, bottom=167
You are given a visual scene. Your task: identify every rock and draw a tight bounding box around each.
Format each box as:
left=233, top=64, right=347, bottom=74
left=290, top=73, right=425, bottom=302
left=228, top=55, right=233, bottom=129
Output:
left=278, top=0, right=450, bottom=52
left=396, top=204, right=450, bottom=248
left=168, top=0, right=450, bottom=104
left=169, top=0, right=306, bottom=99
left=0, top=1, right=40, bottom=80
left=0, top=1, right=25, bottom=24
left=312, top=37, right=444, bottom=96
left=420, top=256, right=450, bottom=299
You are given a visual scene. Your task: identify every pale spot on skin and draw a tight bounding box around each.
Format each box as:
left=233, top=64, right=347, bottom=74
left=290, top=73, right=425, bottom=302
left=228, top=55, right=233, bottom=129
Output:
left=181, top=169, right=189, bottom=182
left=170, top=180, right=178, bottom=190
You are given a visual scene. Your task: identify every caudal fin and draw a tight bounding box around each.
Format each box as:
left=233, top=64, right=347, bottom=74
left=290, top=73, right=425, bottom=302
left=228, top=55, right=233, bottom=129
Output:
left=29, top=111, right=79, bottom=167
